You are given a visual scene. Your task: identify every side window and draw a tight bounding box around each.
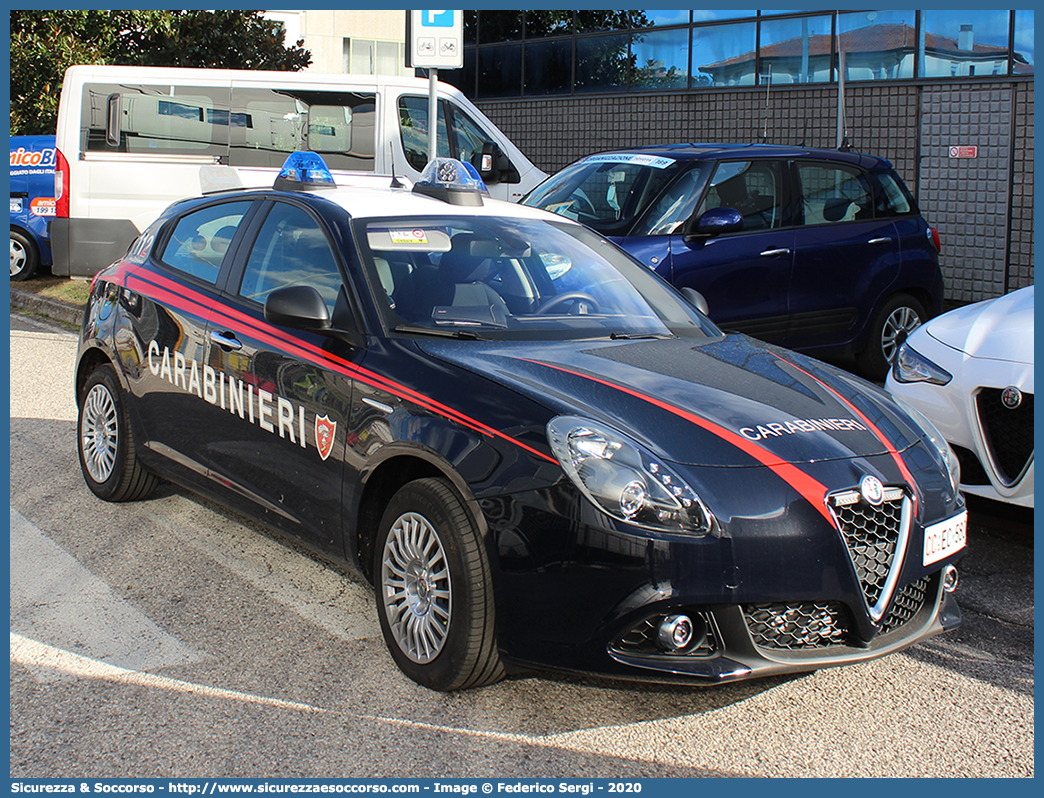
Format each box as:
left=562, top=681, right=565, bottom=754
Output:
left=797, top=162, right=875, bottom=225
left=82, top=83, right=232, bottom=157
left=399, top=96, right=451, bottom=171
left=872, top=170, right=915, bottom=217
left=159, top=201, right=253, bottom=284
left=634, top=165, right=709, bottom=235
left=227, top=89, right=376, bottom=170
left=238, top=203, right=343, bottom=313
left=702, top=160, right=783, bottom=232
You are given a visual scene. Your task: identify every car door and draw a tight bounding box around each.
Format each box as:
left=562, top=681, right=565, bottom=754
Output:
left=667, top=159, right=794, bottom=341
left=131, top=199, right=257, bottom=490
left=785, top=160, right=902, bottom=353
left=203, top=198, right=357, bottom=555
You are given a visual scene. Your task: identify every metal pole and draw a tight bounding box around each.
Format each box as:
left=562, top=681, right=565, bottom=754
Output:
left=428, top=68, right=439, bottom=164
left=837, top=39, right=846, bottom=148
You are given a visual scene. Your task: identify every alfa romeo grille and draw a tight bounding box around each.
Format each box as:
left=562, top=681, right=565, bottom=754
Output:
left=977, top=389, right=1034, bottom=484
left=743, top=602, right=849, bottom=649
left=829, top=486, right=907, bottom=610
left=879, top=577, right=929, bottom=635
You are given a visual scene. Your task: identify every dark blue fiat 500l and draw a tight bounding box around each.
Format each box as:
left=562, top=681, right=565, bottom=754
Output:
left=76, top=154, right=965, bottom=691
left=523, top=144, right=944, bottom=380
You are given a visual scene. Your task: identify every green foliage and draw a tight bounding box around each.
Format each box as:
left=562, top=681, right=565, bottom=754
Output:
left=10, top=10, right=311, bottom=136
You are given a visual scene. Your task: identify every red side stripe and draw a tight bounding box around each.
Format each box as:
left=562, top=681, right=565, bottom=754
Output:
left=769, top=352, right=920, bottom=514
left=518, top=358, right=837, bottom=527
left=121, top=267, right=557, bottom=465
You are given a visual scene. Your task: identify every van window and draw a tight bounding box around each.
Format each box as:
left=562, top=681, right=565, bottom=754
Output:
left=228, top=89, right=376, bottom=170
left=159, top=201, right=253, bottom=284
left=399, top=97, right=452, bottom=171
left=81, top=84, right=232, bottom=157
left=796, top=162, right=875, bottom=225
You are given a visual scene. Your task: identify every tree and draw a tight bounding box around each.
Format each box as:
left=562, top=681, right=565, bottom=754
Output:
left=10, top=10, right=311, bottom=136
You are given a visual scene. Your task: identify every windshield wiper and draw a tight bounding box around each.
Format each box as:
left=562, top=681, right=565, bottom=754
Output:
left=608, top=331, right=673, bottom=340
left=393, top=324, right=487, bottom=340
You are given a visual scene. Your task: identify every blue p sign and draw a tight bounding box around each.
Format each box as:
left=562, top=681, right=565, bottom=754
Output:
left=423, top=10, right=455, bottom=27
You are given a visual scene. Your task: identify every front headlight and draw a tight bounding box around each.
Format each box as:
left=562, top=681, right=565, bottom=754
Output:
left=892, top=396, right=961, bottom=494
left=892, top=342, right=953, bottom=385
left=547, top=416, right=715, bottom=535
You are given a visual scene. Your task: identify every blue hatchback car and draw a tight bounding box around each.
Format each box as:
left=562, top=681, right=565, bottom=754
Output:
left=523, top=144, right=944, bottom=380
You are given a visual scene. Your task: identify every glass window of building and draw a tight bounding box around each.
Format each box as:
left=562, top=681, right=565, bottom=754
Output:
left=575, top=10, right=650, bottom=34
left=524, top=39, right=573, bottom=96
left=758, top=14, right=834, bottom=84
left=478, top=44, right=522, bottom=98
left=838, top=10, right=916, bottom=80
left=1013, top=10, right=1034, bottom=73
left=632, top=27, right=691, bottom=90
left=692, top=11, right=757, bottom=23
left=524, top=10, right=574, bottom=39
left=644, top=10, right=691, bottom=27
left=478, top=11, right=523, bottom=44
left=692, top=21, right=758, bottom=87
left=920, top=10, right=1012, bottom=78
left=575, top=33, right=632, bottom=93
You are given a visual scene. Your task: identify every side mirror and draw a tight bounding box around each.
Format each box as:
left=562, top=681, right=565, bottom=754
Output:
left=681, top=287, right=710, bottom=317
left=477, top=143, right=501, bottom=184
left=684, top=207, right=744, bottom=241
left=264, top=285, right=332, bottom=331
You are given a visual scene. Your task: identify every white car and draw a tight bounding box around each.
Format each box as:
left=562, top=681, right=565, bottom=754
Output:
left=886, top=285, right=1034, bottom=508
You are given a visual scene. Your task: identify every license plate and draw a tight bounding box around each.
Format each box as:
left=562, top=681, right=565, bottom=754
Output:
left=923, top=511, right=968, bottom=566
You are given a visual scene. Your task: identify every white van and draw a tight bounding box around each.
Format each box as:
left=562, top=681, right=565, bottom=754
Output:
left=51, top=64, right=546, bottom=276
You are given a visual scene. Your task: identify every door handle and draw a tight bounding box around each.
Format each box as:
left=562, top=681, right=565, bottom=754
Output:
left=210, top=331, right=243, bottom=351
left=760, top=248, right=791, bottom=257
left=868, top=237, right=893, bottom=245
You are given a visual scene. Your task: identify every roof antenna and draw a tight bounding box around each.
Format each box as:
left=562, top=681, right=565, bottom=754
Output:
left=837, top=33, right=851, bottom=151
left=389, top=143, right=405, bottom=189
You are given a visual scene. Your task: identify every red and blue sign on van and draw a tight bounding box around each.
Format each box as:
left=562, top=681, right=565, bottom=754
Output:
left=10, top=135, right=56, bottom=280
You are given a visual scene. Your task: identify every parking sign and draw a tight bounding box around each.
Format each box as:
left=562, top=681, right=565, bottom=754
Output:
left=406, top=10, right=463, bottom=69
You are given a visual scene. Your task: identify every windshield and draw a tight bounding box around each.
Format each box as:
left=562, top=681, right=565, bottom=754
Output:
left=523, top=154, right=703, bottom=236
left=356, top=216, right=718, bottom=341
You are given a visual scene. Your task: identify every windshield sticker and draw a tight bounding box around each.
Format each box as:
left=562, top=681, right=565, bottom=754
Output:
left=390, top=229, right=429, bottom=245
left=583, top=153, right=676, bottom=170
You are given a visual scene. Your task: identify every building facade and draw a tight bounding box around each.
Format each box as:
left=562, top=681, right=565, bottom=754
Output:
left=272, top=9, right=1034, bottom=302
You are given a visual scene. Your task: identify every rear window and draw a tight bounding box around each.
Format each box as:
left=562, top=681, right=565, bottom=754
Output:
left=872, top=169, right=917, bottom=217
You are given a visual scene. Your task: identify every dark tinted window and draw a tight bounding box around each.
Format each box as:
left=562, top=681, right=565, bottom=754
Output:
left=702, top=160, right=784, bottom=231
left=239, top=203, right=343, bottom=313
left=159, top=201, right=253, bottom=284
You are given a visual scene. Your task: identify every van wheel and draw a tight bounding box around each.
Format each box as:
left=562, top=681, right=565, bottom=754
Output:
left=374, top=477, right=504, bottom=692
left=857, top=294, right=926, bottom=381
left=10, top=230, right=38, bottom=281
left=77, top=364, right=159, bottom=502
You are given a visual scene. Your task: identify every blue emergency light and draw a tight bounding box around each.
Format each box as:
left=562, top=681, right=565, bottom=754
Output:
left=274, top=151, right=337, bottom=191
left=412, top=158, right=488, bottom=206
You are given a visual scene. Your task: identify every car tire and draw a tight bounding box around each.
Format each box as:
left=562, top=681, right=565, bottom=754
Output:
left=77, top=364, right=159, bottom=502
left=857, top=294, right=927, bottom=381
left=10, top=229, right=39, bottom=281
left=374, top=477, right=504, bottom=692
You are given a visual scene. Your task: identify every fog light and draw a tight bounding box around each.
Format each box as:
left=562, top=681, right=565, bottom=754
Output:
left=658, top=615, right=693, bottom=651
left=942, top=565, right=959, bottom=593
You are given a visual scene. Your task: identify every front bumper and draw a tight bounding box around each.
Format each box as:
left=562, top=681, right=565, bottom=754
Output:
left=483, top=454, right=965, bottom=684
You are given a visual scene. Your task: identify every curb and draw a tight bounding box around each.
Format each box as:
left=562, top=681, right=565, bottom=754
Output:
left=10, top=287, right=85, bottom=328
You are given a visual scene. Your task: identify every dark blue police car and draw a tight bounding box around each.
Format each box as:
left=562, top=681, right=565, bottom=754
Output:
left=523, top=144, right=944, bottom=380
left=76, top=153, right=967, bottom=691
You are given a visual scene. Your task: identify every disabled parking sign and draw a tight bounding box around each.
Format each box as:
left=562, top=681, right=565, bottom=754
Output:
left=406, top=10, right=463, bottom=69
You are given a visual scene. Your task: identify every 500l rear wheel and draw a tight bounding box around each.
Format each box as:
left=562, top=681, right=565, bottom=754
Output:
left=374, top=477, right=504, bottom=691
left=77, top=364, right=158, bottom=502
